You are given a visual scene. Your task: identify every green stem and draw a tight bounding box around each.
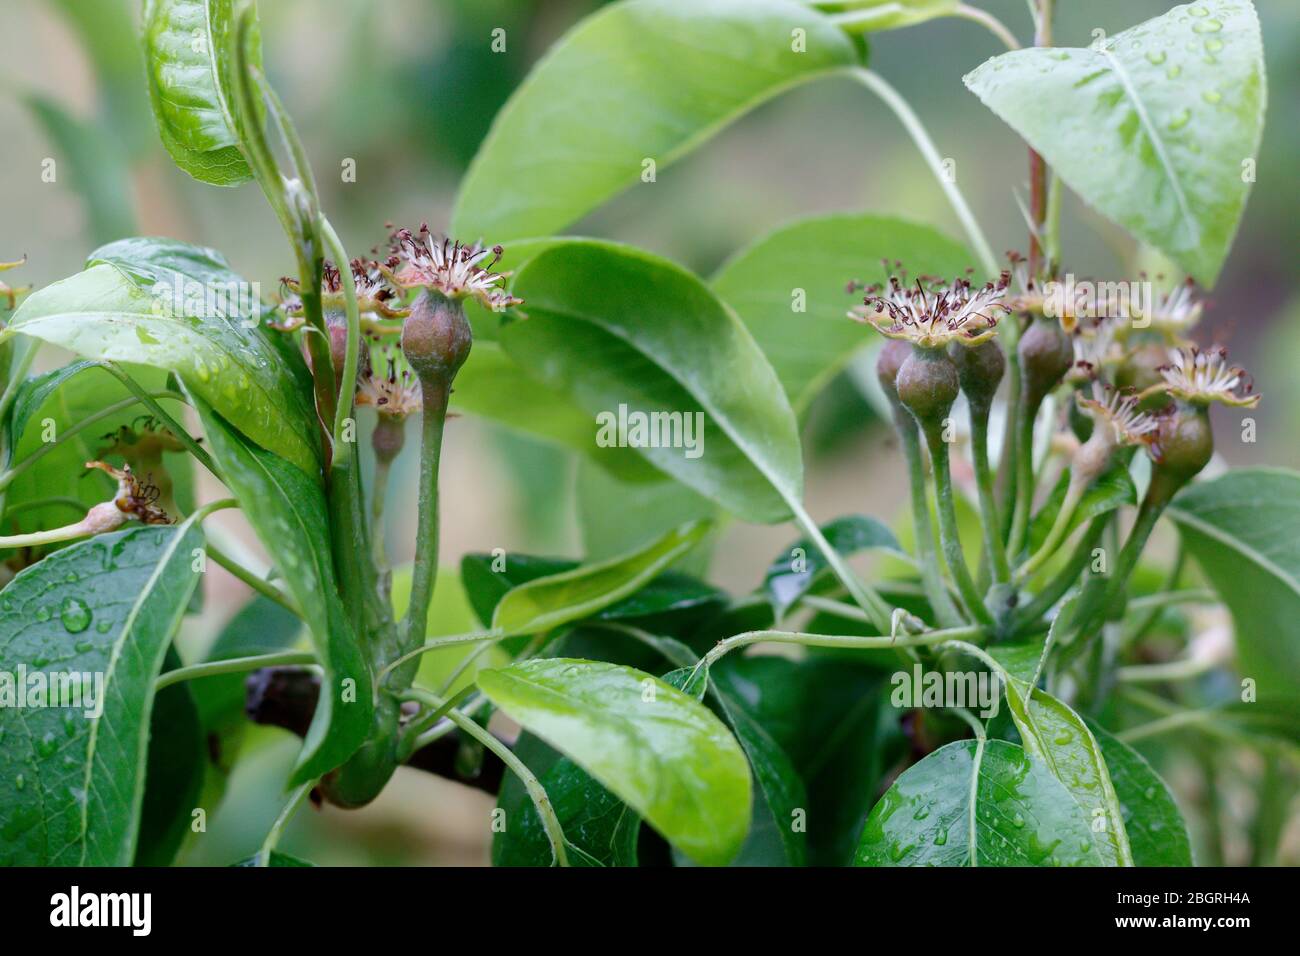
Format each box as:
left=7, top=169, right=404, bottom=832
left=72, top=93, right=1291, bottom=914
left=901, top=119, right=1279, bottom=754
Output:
left=852, top=68, right=999, bottom=277
left=923, top=425, right=995, bottom=627
left=693, top=625, right=983, bottom=684
left=255, top=779, right=315, bottom=867
left=951, top=3, right=1021, bottom=49
left=207, top=542, right=301, bottom=617
left=1014, top=514, right=1108, bottom=629
left=900, top=419, right=963, bottom=627
left=996, top=317, right=1024, bottom=529
left=318, top=216, right=360, bottom=447
left=1124, top=551, right=1188, bottom=643
left=969, top=404, right=1010, bottom=584
left=409, top=688, right=570, bottom=866
left=787, top=497, right=894, bottom=634
left=155, top=650, right=316, bottom=693
left=1006, top=403, right=1036, bottom=558
left=400, top=386, right=449, bottom=662
left=1125, top=587, right=1215, bottom=616
left=1115, top=656, right=1216, bottom=684
left=1016, top=475, right=1084, bottom=581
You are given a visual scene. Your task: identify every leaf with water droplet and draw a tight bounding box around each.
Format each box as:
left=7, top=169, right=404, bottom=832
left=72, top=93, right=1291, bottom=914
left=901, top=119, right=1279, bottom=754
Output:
left=0, top=521, right=202, bottom=865
left=855, top=739, right=1104, bottom=867
left=963, top=0, right=1265, bottom=285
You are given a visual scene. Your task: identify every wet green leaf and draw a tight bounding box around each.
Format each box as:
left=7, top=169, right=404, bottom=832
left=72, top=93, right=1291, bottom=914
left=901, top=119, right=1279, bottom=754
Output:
left=855, top=739, right=1105, bottom=866
left=964, top=0, right=1265, bottom=285
left=0, top=522, right=202, bottom=865
left=7, top=238, right=320, bottom=475
left=1088, top=720, right=1193, bottom=866
left=1004, top=678, right=1133, bottom=865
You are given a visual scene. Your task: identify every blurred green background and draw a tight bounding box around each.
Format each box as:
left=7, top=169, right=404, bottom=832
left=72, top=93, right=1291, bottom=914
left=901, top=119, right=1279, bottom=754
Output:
left=0, top=0, right=1294, bottom=865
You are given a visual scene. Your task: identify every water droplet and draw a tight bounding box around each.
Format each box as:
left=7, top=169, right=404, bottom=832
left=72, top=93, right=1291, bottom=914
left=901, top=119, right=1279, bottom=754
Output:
left=74, top=640, right=94, bottom=654
left=37, top=732, right=58, bottom=758
left=1144, top=786, right=1157, bottom=800
left=1012, top=813, right=1026, bottom=829
left=1202, top=90, right=1222, bottom=104
left=1189, top=5, right=1208, bottom=15
left=1053, top=730, right=1073, bottom=745
left=14, top=774, right=24, bottom=791
left=96, top=620, right=112, bottom=634
left=1168, top=108, right=1191, bottom=131
left=1167, top=65, right=1183, bottom=79
left=1192, top=19, right=1222, bottom=33
left=1145, top=50, right=1166, bottom=65
left=59, top=597, right=92, bottom=634
left=1204, top=38, right=1224, bottom=53
left=934, top=828, right=948, bottom=846
left=64, top=572, right=78, bottom=584
left=34, top=606, right=50, bottom=622
left=194, top=361, right=211, bottom=383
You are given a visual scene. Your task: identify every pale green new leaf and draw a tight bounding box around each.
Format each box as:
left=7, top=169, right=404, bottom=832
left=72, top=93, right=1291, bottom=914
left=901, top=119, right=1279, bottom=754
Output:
left=1004, top=677, right=1132, bottom=866
left=492, top=520, right=711, bottom=636
left=963, top=0, right=1265, bottom=285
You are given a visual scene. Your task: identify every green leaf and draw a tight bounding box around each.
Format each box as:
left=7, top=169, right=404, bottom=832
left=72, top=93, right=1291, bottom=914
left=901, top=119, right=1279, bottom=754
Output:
left=716, top=656, right=902, bottom=865
left=7, top=238, right=320, bottom=475
left=140, top=0, right=259, bottom=186
left=1088, top=720, right=1193, bottom=866
left=1003, top=677, right=1133, bottom=866
left=477, top=658, right=752, bottom=865
left=24, top=95, right=136, bottom=245
left=764, top=514, right=903, bottom=616
left=0, top=522, right=202, bottom=865
left=987, top=638, right=1047, bottom=684
left=452, top=0, right=857, bottom=241
left=1168, top=468, right=1300, bottom=699
left=491, top=520, right=711, bottom=636
left=711, top=214, right=973, bottom=410
left=963, top=0, right=1265, bottom=285
left=452, top=341, right=659, bottom=482
left=504, top=241, right=803, bottom=523
left=493, top=733, right=640, bottom=867
left=188, top=397, right=371, bottom=784
left=855, top=739, right=1105, bottom=866
left=1028, top=461, right=1136, bottom=554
